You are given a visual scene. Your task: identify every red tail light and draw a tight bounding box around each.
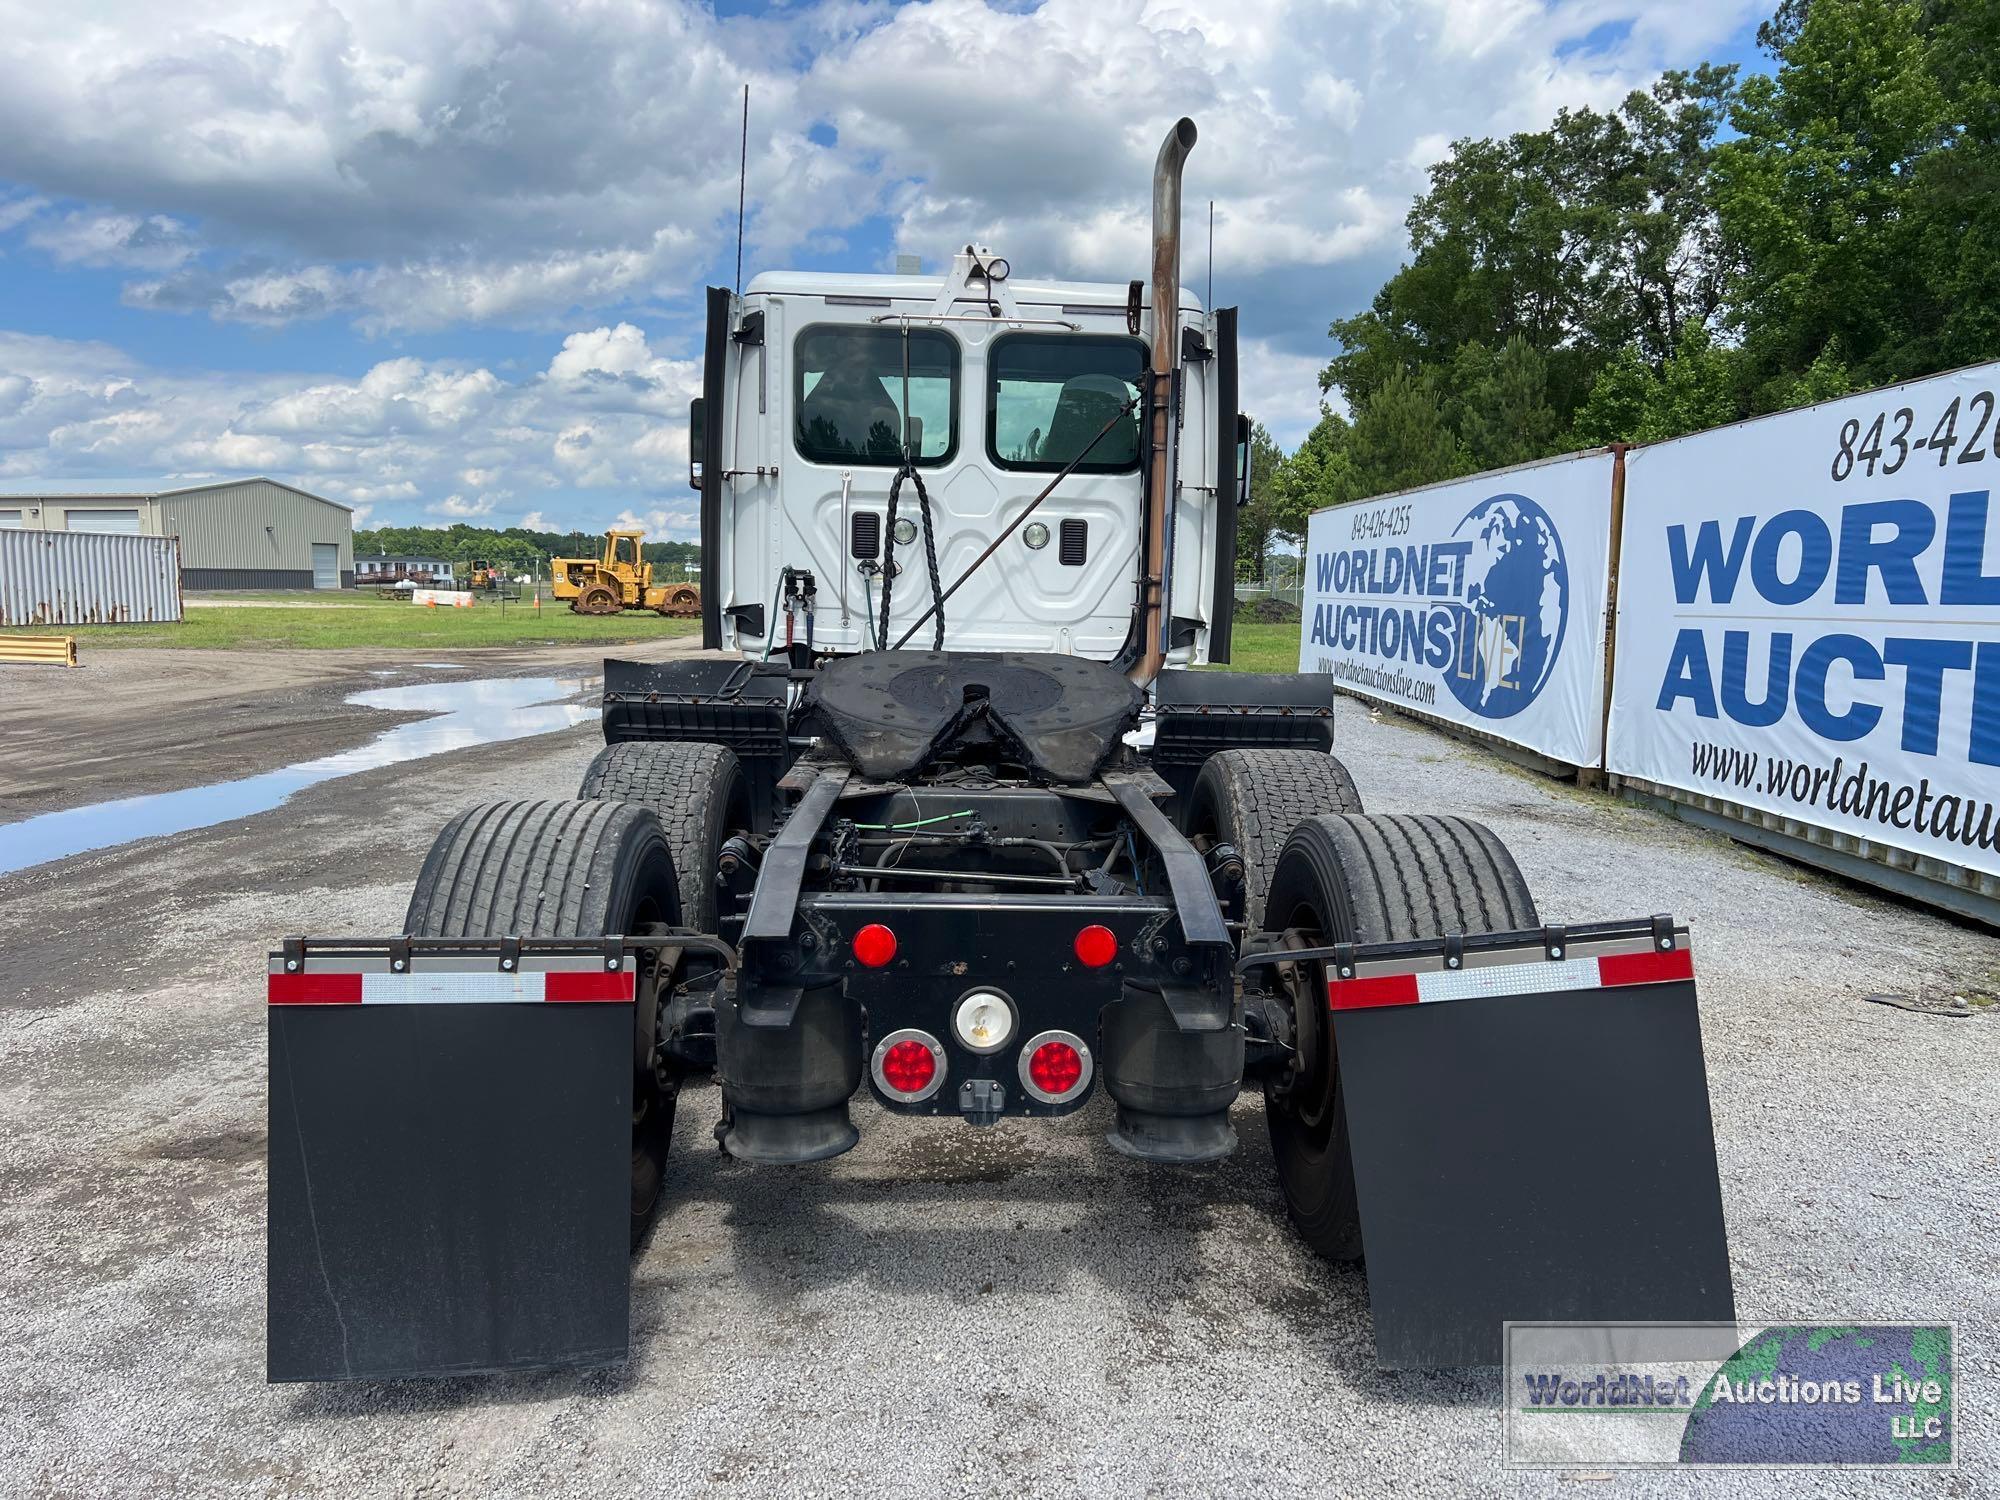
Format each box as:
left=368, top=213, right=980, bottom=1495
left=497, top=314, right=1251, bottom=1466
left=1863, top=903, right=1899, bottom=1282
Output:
left=1073, top=924, right=1117, bottom=969
left=1018, top=1030, right=1094, bottom=1104
left=852, top=923, right=898, bottom=968
left=871, top=1028, right=946, bottom=1102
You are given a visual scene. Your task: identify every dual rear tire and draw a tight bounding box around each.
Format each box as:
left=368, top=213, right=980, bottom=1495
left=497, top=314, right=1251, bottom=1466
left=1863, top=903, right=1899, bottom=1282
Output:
left=404, top=799, right=683, bottom=1247
left=1185, top=749, right=1366, bottom=929
left=1259, top=813, right=1538, bottom=1259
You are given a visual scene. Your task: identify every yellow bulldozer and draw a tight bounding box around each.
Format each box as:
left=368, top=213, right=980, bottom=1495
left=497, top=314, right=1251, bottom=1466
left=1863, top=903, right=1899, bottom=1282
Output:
left=550, top=528, right=701, bottom=617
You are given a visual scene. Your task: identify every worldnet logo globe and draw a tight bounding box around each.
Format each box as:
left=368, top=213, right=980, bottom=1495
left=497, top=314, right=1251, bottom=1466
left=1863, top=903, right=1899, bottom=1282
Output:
left=1440, top=492, right=1570, bottom=721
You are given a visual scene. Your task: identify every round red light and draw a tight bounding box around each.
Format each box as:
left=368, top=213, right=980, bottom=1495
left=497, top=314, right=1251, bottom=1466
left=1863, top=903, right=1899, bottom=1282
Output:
left=1028, top=1040, right=1084, bottom=1097
left=852, top=923, right=898, bottom=968
left=879, top=1038, right=937, bottom=1094
left=1073, top=924, right=1117, bottom=968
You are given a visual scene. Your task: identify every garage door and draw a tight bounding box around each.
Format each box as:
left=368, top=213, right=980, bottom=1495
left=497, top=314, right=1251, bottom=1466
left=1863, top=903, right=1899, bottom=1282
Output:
left=312, top=544, right=340, bottom=589
left=67, top=509, right=142, bottom=534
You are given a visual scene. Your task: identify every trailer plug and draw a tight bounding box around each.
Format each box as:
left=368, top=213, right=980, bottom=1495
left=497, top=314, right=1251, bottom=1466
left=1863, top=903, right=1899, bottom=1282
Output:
left=958, top=1078, right=1006, bottom=1127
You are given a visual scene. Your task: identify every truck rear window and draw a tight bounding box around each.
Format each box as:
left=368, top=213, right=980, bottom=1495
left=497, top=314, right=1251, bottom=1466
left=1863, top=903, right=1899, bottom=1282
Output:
left=794, top=325, right=958, bottom=467
left=988, top=334, right=1144, bottom=472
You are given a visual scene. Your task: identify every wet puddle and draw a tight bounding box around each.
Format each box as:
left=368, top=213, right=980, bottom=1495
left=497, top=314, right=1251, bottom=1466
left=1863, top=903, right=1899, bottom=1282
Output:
left=0, top=676, right=595, bottom=876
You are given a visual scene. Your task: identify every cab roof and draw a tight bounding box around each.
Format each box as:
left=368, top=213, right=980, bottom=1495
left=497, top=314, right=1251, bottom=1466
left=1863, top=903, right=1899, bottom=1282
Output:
left=743, top=269, right=1204, bottom=313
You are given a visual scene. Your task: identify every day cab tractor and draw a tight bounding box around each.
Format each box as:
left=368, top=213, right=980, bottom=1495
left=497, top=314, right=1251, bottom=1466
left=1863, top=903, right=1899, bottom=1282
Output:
left=551, top=527, right=703, bottom=616
left=266, top=119, right=1734, bottom=1382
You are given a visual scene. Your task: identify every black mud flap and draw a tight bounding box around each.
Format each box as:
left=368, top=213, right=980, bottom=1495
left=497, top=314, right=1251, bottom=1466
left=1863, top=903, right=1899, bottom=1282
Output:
left=1328, top=924, right=1734, bottom=1368
left=267, top=954, right=633, bottom=1382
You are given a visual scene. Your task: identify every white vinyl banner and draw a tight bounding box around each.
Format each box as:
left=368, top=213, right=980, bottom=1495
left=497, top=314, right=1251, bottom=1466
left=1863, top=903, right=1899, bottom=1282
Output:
left=1608, top=362, right=2000, bottom=876
left=1299, top=453, right=1615, bottom=767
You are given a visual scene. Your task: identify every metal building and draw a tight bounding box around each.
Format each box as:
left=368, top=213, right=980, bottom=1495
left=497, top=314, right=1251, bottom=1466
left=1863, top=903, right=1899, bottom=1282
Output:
left=0, top=477, right=354, bottom=589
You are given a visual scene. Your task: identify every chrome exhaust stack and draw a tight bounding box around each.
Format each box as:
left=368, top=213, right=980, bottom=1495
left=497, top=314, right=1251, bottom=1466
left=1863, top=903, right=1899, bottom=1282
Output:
left=1131, top=117, right=1197, bottom=686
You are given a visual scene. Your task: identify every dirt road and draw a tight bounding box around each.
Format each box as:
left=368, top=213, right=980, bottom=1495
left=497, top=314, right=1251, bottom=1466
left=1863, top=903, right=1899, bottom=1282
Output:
left=0, top=637, right=704, bottom=819
left=0, top=649, right=1994, bottom=1497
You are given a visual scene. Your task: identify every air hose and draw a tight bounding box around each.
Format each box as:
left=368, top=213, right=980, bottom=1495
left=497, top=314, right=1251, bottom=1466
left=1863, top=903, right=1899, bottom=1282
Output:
left=876, top=461, right=946, bottom=652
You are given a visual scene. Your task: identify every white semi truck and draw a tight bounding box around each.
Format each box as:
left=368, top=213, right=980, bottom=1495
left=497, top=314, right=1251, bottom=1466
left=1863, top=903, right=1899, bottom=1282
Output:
left=264, top=119, right=1734, bottom=1383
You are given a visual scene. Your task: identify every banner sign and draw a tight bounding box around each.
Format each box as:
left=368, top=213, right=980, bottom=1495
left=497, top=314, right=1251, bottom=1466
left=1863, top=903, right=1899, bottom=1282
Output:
left=1607, top=362, right=2000, bottom=876
left=1300, top=453, right=1615, bottom=767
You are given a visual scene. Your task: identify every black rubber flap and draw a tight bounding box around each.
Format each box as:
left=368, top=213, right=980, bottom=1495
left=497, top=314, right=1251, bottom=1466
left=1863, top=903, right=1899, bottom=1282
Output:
left=804, top=651, right=1144, bottom=781
left=1334, top=975, right=1734, bottom=1368
left=268, top=1004, right=631, bottom=1381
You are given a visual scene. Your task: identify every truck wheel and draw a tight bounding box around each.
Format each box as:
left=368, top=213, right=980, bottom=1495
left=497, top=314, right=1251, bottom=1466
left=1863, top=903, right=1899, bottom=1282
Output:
left=1260, top=813, right=1536, bottom=1260
left=575, top=583, right=619, bottom=615
left=579, top=742, right=746, bottom=935
left=404, top=799, right=683, bottom=1248
left=1185, top=749, right=1365, bottom=929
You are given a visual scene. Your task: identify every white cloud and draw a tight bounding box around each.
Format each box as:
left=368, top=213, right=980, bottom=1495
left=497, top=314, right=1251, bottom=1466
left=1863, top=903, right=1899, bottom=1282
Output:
left=0, top=0, right=1764, bottom=460
left=613, top=504, right=700, bottom=539
left=28, top=210, right=198, bottom=270
left=517, top=509, right=553, bottom=531
left=0, top=195, right=47, bottom=234
left=0, top=1, right=863, bottom=331
left=1238, top=337, right=1337, bottom=446
left=0, top=325, right=700, bottom=535
left=0, top=0, right=1756, bottom=340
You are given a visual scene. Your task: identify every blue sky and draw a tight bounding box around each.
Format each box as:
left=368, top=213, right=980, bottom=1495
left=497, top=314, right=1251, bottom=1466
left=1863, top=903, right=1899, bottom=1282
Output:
left=0, top=0, right=1772, bottom=537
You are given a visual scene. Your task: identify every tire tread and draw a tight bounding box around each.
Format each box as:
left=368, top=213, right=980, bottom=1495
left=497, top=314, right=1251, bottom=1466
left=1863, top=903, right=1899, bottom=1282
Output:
left=1187, top=748, right=1365, bottom=928
left=578, top=742, right=745, bottom=934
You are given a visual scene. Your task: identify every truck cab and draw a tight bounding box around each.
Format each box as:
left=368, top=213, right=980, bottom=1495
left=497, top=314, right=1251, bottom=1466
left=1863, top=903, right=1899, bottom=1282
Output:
left=690, top=247, right=1246, bottom=667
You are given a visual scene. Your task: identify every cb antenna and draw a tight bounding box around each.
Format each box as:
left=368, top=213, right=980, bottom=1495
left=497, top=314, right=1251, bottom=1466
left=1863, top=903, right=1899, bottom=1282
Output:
left=1207, top=199, right=1213, bottom=312
left=734, top=84, right=750, bottom=296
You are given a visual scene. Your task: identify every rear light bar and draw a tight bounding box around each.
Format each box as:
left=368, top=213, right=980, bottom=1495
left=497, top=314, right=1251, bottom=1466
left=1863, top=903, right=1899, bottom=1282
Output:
left=1018, top=1029, right=1093, bottom=1104
left=1320, top=924, right=1693, bottom=1011
left=871, top=1027, right=947, bottom=1102
left=268, top=969, right=633, bottom=1005
left=266, top=938, right=640, bottom=1006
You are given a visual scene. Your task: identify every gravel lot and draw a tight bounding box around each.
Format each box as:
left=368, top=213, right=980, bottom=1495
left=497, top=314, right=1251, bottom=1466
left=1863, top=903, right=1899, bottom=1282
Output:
left=0, top=657, right=1994, bottom=1498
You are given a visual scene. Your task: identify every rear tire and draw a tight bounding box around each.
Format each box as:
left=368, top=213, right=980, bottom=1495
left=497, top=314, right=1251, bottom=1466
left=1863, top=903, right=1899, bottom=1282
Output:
left=405, top=799, right=683, bottom=1248
left=1261, top=813, right=1537, bottom=1260
left=1186, top=749, right=1365, bottom=929
left=575, top=583, right=619, bottom=615
left=579, top=742, right=746, bottom=935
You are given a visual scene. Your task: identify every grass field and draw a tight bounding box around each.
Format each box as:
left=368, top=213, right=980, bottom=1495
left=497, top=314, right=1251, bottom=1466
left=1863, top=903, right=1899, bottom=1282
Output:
left=8, top=593, right=700, bottom=651
left=1214, top=621, right=1302, bottom=672
left=9, top=593, right=1296, bottom=660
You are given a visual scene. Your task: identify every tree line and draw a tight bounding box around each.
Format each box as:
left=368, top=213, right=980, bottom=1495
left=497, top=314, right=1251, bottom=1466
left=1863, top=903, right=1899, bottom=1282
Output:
left=1238, top=0, right=1999, bottom=575
left=354, top=522, right=700, bottom=576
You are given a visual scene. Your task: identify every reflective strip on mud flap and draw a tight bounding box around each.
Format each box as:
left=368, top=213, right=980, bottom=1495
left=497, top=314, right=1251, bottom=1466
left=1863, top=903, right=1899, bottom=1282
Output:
left=1328, top=946, right=1694, bottom=1011
left=267, top=969, right=634, bottom=1005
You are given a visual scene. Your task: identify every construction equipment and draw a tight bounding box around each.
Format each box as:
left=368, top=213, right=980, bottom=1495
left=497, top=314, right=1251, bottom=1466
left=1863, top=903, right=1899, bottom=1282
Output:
left=551, top=529, right=702, bottom=617
left=266, top=119, right=1733, bottom=1382
left=465, top=558, right=502, bottom=591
